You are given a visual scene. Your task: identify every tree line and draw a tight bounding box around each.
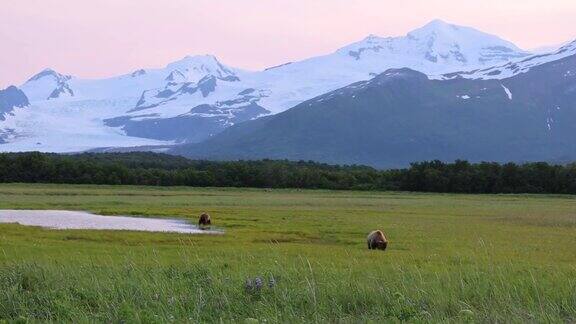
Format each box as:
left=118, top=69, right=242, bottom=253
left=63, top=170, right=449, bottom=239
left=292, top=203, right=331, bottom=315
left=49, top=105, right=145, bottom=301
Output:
left=1, top=152, right=576, bottom=194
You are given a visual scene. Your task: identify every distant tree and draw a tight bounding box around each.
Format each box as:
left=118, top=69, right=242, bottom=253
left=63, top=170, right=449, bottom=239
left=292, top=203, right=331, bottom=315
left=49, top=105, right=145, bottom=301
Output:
left=0, top=152, right=575, bottom=194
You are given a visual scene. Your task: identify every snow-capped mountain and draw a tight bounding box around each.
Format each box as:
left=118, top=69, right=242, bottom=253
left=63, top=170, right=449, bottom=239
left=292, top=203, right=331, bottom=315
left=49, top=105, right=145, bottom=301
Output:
left=172, top=47, right=576, bottom=167
left=21, top=69, right=74, bottom=102
left=337, top=19, right=527, bottom=73
left=0, top=20, right=537, bottom=152
left=440, top=40, right=576, bottom=80
left=22, top=54, right=242, bottom=101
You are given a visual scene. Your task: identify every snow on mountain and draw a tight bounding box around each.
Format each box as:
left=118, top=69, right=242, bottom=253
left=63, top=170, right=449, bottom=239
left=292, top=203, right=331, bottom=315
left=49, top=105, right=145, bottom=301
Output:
left=185, top=19, right=529, bottom=116
left=171, top=52, right=576, bottom=167
left=239, top=19, right=529, bottom=114
left=336, top=19, right=528, bottom=73
left=20, top=69, right=74, bottom=101
left=67, top=54, right=243, bottom=100
left=1, top=55, right=251, bottom=152
left=0, top=94, right=173, bottom=152
left=0, top=20, right=542, bottom=152
left=164, top=55, right=241, bottom=82
left=440, top=40, right=576, bottom=80
left=530, top=40, right=573, bottom=54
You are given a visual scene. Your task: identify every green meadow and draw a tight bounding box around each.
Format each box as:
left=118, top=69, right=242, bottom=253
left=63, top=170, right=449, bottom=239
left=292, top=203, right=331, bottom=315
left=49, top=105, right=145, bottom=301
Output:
left=0, top=183, right=575, bottom=322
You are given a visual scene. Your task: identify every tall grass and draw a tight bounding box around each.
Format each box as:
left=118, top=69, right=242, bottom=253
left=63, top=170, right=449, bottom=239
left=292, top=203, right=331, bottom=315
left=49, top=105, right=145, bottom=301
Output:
left=1, top=249, right=575, bottom=322
left=1, top=184, right=575, bottom=322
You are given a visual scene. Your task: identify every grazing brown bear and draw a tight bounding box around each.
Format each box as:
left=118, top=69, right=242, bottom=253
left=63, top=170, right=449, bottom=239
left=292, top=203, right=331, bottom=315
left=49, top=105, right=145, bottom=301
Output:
left=367, top=230, right=388, bottom=250
left=198, top=212, right=211, bottom=227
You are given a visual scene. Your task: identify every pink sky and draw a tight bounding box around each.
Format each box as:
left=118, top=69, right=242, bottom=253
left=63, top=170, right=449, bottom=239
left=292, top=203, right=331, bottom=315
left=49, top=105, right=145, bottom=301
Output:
left=1, top=0, right=576, bottom=88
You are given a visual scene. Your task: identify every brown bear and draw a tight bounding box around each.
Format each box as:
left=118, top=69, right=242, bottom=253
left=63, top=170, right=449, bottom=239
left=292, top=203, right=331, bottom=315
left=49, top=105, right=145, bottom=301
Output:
left=198, top=212, right=211, bottom=227
left=367, top=230, right=388, bottom=250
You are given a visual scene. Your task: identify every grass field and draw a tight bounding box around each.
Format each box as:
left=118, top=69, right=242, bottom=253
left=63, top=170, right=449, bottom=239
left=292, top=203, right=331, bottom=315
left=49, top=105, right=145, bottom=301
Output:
left=0, top=183, right=575, bottom=322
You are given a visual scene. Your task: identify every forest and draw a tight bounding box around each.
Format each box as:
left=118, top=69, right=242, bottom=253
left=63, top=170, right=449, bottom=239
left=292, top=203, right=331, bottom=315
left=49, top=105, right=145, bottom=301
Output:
left=1, top=152, right=576, bottom=194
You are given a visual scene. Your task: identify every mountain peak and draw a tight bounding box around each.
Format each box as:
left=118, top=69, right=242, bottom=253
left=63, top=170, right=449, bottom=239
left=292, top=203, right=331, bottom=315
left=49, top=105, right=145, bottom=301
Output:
left=27, top=68, right=61, bottom=82
left=0, top=85, right=30, bottom=121
left=166, top=54, right=238, bottom=82
left=21, top=68, right=74, bottom=102
left=166, top=54, right=225, bottom=71
left=1, top=85, right=29, bottom=100
left=26, top=68, right=73, bottom=84
left=359, top=20, right=456, bottom=43
left=171, top=54, right=220, bottom=67
left=422, top=19, right=453, bottom=28
left=408, top=19, right=478, bottom=39
left=338, top=20, right=528, bottom=70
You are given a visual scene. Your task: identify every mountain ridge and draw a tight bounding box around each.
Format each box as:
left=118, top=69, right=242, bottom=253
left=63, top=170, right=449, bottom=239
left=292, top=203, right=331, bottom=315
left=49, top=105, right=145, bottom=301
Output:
left=0, top=20, right=569, bottom=154
left=170, top=49, right=576, bottom=168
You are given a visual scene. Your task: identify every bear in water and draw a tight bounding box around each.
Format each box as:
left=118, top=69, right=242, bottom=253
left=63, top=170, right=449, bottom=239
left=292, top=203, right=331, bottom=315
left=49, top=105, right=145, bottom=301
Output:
left=198, top=212, right=211, bottom=227
left=367, top=230, right=388, bottom=250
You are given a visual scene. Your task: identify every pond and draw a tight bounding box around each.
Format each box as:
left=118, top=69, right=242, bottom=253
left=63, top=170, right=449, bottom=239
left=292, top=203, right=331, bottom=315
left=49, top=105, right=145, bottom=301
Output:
left=0, top=210, right=220, bottom=234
